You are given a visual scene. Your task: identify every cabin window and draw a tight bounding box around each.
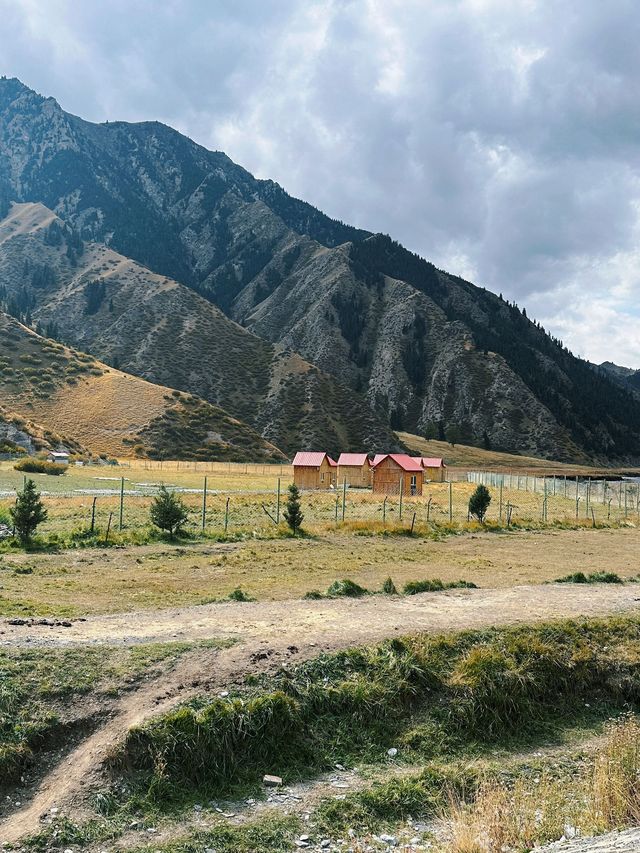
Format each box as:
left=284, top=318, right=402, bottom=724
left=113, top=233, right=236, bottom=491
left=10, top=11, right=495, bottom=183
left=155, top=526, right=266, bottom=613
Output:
left=410, top=474, right=417, bottom=495
left=320, top=472, right=325, bottom=482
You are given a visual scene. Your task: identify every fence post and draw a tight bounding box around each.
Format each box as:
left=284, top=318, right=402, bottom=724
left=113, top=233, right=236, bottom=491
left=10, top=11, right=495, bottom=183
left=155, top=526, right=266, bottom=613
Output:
left=276, top=478, right=281, bottom=525
left=342, top=480, right=347, bottom=522
left=224, top=497, right=230, bottom=534
left=119, top=477, right=125, bottom=530
left=383, top=496, right=387, bottom=524
left=499, top=479, right=503, bottom=521
left=104, top=512, right=113, bottom=545
left=202, top=476, right=207, bottom=531
left=624, top=483, right=628, bottom=516
left=586, top=478, right=591, bottom=519
left=90, top=496, right=97, bottom=533
left=448, top=481, right=453, bottom=522
left=399, top=477, right=404, bottom=521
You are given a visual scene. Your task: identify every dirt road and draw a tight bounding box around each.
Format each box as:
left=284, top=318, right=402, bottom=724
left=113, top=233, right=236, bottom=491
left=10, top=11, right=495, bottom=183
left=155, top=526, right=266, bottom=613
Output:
left=2, top=582, right=639, bottom=651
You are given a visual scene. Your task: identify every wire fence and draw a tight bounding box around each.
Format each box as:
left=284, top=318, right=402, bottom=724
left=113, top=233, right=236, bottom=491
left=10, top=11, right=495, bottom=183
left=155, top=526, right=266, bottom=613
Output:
left=3, top=471, right=638, bottom=540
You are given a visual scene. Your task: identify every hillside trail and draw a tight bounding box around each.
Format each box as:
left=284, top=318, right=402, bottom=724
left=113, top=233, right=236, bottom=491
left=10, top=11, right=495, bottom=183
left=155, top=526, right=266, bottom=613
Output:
left=1, top=583, right=639, bottom=845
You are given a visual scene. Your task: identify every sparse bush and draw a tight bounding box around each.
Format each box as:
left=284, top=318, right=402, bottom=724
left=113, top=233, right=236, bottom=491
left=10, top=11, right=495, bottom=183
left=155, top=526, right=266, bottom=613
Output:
left=555, top=571, right=623, bottom=584
left=403, top=579, right=477, bottom=595
left=227, top=588, right=256, bottom=602
left=382, top=577, right=398, bottom=595
left=326, top=578, right=368, bottom=597
left=14, top=458, right=68, bottom=476
left=303, top=590, right=324, bottom=600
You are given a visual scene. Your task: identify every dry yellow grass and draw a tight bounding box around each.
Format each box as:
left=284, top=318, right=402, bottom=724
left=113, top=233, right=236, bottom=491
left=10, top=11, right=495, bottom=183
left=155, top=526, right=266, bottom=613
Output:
left=446, top=717, right=640, bottom=851
left=398, top=432, right=634, bottom=475
left=34, top=370, right=171, bottom=456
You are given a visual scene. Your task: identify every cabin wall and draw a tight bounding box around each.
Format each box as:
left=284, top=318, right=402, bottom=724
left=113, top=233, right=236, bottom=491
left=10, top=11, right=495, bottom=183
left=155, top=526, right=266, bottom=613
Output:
left=338, top=464, right=371, bottom=487
left=372, top=459, right=423, bottom=496
left=293, top=466, right=320, bottom=489
left=424, top=466, right=445, bottom=483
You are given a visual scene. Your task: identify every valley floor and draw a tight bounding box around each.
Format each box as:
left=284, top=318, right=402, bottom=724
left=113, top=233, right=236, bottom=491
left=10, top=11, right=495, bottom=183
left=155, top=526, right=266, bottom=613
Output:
left=2, top=525, right=640, bottom=851
left=1, top=526, right=640, bottom=617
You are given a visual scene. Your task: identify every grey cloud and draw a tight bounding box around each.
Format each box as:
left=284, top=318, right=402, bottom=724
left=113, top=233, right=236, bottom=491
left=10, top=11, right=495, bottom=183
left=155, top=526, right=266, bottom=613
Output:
left=0, top=0, right=639, bottom=365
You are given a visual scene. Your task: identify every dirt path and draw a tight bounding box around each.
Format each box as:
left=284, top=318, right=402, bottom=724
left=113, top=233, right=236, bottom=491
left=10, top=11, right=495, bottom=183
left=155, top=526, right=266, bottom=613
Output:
left=2, top=583, right=639, bottom=845
left=2, top=582, right=639, bottom=650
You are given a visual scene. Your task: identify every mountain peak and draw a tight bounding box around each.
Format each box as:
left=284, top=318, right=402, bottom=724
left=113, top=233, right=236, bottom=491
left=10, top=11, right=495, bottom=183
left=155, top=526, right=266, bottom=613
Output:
left=0, top=76, right=40, bottom=104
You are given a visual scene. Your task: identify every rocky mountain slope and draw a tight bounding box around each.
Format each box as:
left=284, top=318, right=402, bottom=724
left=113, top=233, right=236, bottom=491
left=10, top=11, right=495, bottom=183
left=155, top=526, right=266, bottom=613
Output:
left=0, top=202, right=398, bottom=456
left=1, top=77, right=639, bottom=462
left=0, top=312, right=285, bottom=460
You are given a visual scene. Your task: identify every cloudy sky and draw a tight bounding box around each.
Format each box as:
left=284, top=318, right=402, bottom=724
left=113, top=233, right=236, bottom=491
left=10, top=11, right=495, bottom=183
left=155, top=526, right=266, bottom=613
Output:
left=1, top=0, right=639, bottom=366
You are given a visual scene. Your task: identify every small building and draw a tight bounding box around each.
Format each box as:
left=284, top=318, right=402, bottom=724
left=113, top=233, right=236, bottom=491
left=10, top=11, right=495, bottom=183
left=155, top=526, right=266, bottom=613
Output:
left=415, top=457, right=447, bottom=483
left=337, top=453, right=372, bottom=488
left=48, top=450, right=70, bottom=465
left=371, top=454, right=424, bottom=496
left=292, top=451, right=337, bottom=490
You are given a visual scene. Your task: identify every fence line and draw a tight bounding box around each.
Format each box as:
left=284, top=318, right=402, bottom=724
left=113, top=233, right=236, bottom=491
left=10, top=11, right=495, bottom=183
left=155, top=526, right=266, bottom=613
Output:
left=2, top=470, right=638, bottom=540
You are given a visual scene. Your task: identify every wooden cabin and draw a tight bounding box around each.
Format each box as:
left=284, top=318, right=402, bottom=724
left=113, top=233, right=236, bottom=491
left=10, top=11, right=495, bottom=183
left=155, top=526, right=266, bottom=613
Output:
left=337, top=453, right=372, bottom=488
left=292, top=452, right=337, bottom=490
left=414, top=457, right=447, bottom=483
left=371, top=454, right=424, bottom=496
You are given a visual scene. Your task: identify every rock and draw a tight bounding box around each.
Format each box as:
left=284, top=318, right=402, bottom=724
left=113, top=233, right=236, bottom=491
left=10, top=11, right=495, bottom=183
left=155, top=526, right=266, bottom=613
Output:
left=387, top=748, right=398, bottom=758
left=379, top=835, right=397, bottom=846
left=263, top=774, right=283, bottom=787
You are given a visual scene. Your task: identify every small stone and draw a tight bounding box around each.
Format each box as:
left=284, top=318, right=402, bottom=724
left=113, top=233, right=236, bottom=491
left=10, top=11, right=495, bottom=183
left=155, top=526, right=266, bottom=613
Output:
left=263, top=774, right=283, bottom=787
left=387, top=748, right=398, bottom=758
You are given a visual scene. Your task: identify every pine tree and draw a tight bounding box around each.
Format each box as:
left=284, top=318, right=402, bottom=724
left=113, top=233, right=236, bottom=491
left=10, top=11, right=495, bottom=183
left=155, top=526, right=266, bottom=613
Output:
left=150, top=485, right=189, bottom=538
left=424, top=421, right=438, bottom=440
left=469, top=484, right=491, bottom=523
left=10, top=479, right=47, bottom=544
left=445, top=424, right=462, bottom=447
left=283, top=483, right=304, bottom=534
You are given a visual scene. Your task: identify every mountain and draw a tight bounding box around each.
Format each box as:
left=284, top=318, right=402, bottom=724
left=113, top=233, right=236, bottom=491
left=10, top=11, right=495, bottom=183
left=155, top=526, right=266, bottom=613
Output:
left=0, top=312, right=286, bottom=460
left=1, top=76, right=639, bottom=463
left=599, top=361, right=640, bottom=395
left=0, top=202, right=399, bottom=457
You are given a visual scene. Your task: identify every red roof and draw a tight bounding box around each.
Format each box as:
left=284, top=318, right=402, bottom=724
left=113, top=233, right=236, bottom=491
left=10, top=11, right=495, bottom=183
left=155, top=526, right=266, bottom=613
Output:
left=421, top=457, right=445, bottom=467
left=372, top=454, right=386, bottom=466
left=372, top=453, right=423, bottom=472
left=337, top=453, right=370, bottom=466
left=292, top=452, right=337, bottom=467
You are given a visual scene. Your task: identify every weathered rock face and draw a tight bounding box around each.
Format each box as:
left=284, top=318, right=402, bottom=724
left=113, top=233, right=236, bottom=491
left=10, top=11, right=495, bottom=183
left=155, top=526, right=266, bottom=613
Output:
left=1, top=77, right=640, bottom=462
left=0, top=415, right=35, bottom=453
